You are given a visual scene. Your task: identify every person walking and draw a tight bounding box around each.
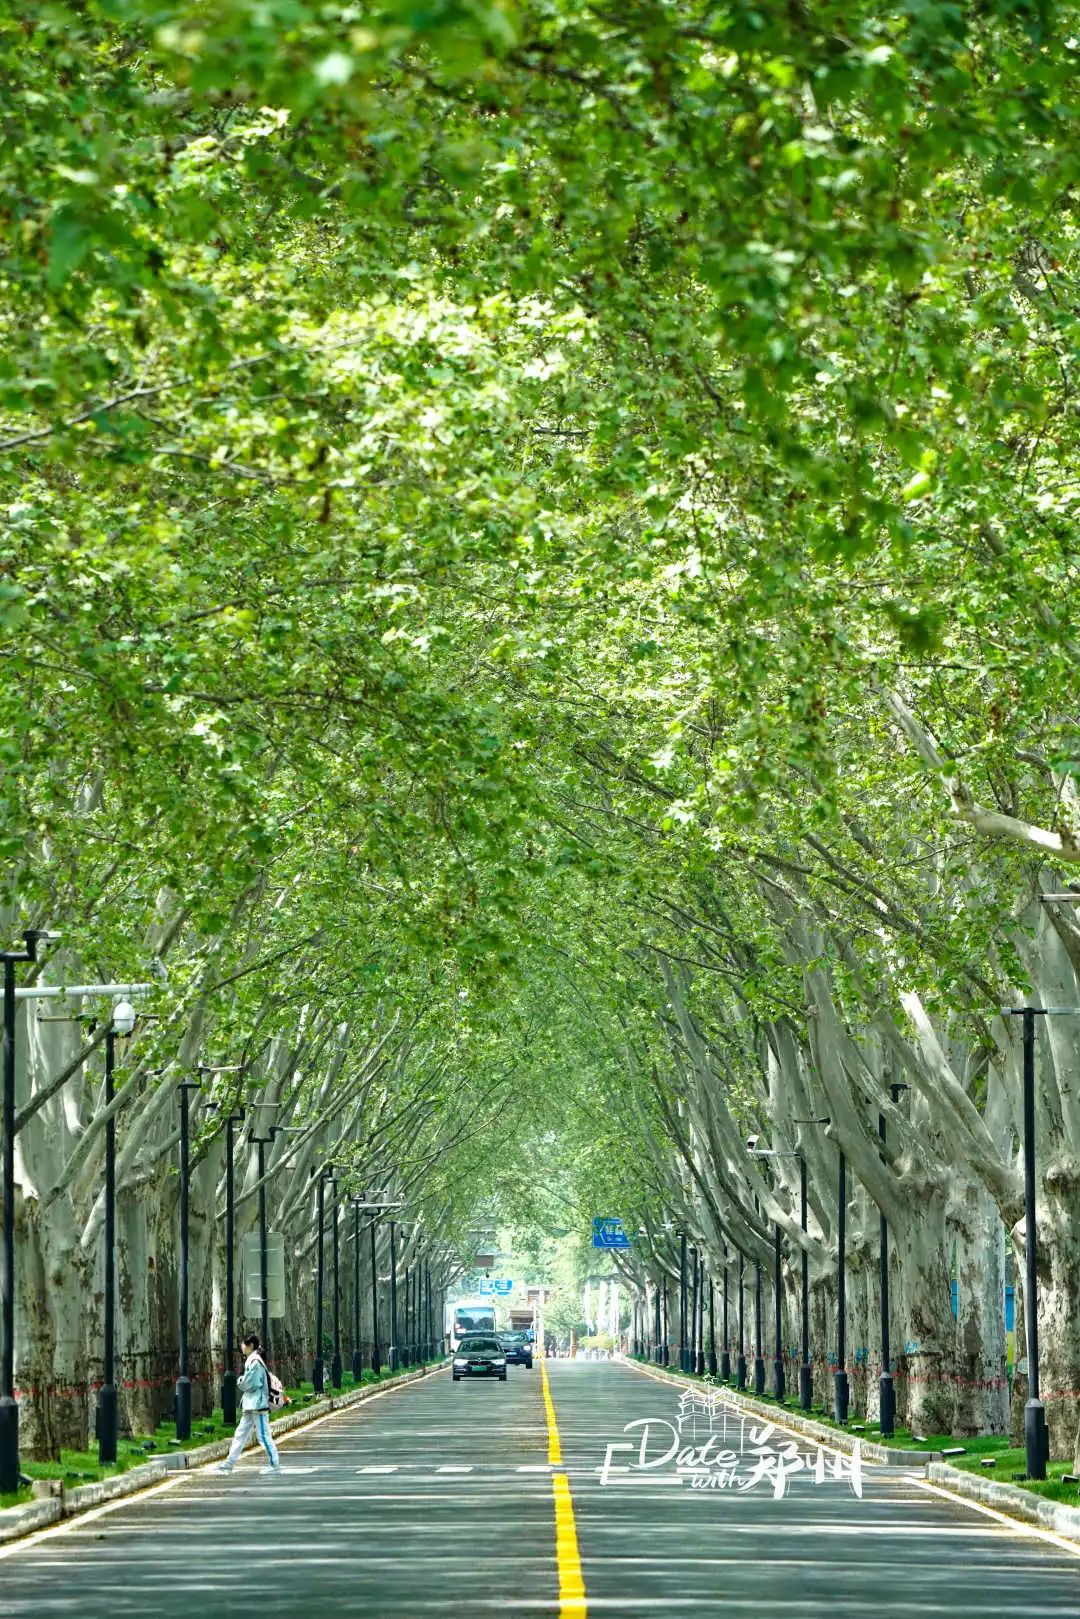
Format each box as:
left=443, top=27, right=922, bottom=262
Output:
left=215, top=1333, right=282, bottom=1475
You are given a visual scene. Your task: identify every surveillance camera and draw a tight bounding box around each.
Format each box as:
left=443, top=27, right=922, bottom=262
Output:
left=746, top=1134, right=760, bottom=1153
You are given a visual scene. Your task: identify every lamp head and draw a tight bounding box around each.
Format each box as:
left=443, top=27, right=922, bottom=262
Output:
left=746, top=1133, right=760, bottom=1153
left=111, top=999, right=137, bottom=1036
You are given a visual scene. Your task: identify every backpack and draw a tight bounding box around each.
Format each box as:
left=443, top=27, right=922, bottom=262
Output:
left=259, top=1355, right=287, bottom=1409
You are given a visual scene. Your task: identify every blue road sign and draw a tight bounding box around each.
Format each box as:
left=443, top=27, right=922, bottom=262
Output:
left=479, top=1278, right=513, bottom=1295
left=592, top=1217, right=631, bottom=1250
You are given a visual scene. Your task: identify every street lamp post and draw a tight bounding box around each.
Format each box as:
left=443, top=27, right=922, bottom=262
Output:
left=678, top=1231, right=689, bottom=1373
left=693, top=1243, right=702, bottom=1372
left=695, top=1252, right=706, bottom=1375
left=708, top=1277, right=718, bottom=1375
left=175, top=1077, right=201, bottom=1442
left=721, top=1247, right=731, bottom=1381
left=773, top=1224, right=785, bottom=1402
left=1, top=929, right=61, bottom=1494
left=370, top=1218, right=381, bottom=1374
left=250, top=1129, right=271, bottom=1356
left=89, top=1006, right=137, bottom=1464
left=653, top=1281, right=662, bottom=1365
left=388, top=1219, right=399, bottom=1372
left=98, top=1001, right=137, bottom=1464
left=753, top=1246, right=765, bottom=1396
left=736, top=1252, right=747, bottom=1390
left=220, top=1108, right=245, bottom=1426
left=1000, top=999, right=1080, bottom=1480
left=877, top=1083, right=907, bottom=1439
left=800, top=1156, right=811, bottom=1410
left=313, top=1170, right=328, bottom=1394
left=835, top=1149, right=849, bottom=1425
left=330, top=1179, right=342, bottom=1389
left=352, top=1201, right=363, bottom=1382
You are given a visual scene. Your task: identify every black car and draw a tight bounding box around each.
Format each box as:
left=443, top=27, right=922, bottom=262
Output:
left=497, top=1331, right=534, bottom=1369
left=452, top=1335, right=508, bottom=1381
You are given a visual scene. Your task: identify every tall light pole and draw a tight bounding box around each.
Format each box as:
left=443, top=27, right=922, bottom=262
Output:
left=1, top=930, right=59, bottom=1493
left=98, top=999, right=137, bottom=1464
left=708, top=1276, right=718, bottom=1375
left=175, top=1076, right=202, bottom=1441
left=773, top=1224, right=785, bottom=1402
left=721, top=1242, right=731, bottom=1382
left=736, top=1251, right=747, bottom=1390
left=328, top=1174, right=342, bottom=1389
left=835, top=1149, right=848, bottom=1424
left=388, top=1219, right=399, bottom=1371
left=678, top=1231, right=689, bottom=1372
left=1000, top=994, right=1080, bottom=1480
left=800, top=1157, right=811, bottom=1410
left=878, top=1083, right=906, bottom=1439
left=352, top=1199, right=364, bottom=1382
left=221, top=1108, right=245, bottom=1426
left=350, top=1194, right=403, bottom=1373
left=312, top=1167, right=334, bottom=1394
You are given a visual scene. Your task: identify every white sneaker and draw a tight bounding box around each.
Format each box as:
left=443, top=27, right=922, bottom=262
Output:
left=259, top=1466, right=282, bottom=1475
left=213, top=1463, right=234, bottom=1474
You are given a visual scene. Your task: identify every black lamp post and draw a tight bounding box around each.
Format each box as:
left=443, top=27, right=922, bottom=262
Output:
left=721, top=1246, right=731, bottom=1381
left=248, top=1126, right=272, bottom=1357
left=312, top=1169, right=329, bottom=1394
left=98, top=1000, right=136, bottom=1465
left=877, top=1084, right=907, bottom=1439
left=708, top=1277, right=718, bottom=1375
left=772, top=1224, right=785, bottom=1402
left=999, top=1000, right=1080, bottom=1480
left=736, top=1252, right=747, bottom=1389
left=753, top=1246, right=765, bottom=1396
left=388, top=1219, right=399, bottom=1371
left=693, top=1243, right=702, bottom=1372
left=653, top=1281, right=662, bottom=1365
left=695, top=1252, right=706, bottom=1375
left=175, top=1077, right=201, bottom=1442
left=835, top=1149, right=849, bottom=1424
left=220, top=1108, right=245, bottom=1426
left=329, top=1178, right=342, bottom=1389
left=352, top=1201, right=364, bottom=1381
left=678, top=1231, right=689, bottom=1372
left=799, top=1156, right=811, bottom=1410
left=370, top=1218, right=381, bottom=1374
left=1, top=928, right=59, bottom=1495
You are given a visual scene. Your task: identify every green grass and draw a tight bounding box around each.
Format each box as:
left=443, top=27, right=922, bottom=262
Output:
left=1, top=1356, right=442, bottom=1514
left=635, top=1357, right=1080, bottom=1508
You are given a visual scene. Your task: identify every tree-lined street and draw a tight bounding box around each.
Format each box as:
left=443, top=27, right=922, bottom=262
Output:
left=6, top=0, right=1080, bottom=1605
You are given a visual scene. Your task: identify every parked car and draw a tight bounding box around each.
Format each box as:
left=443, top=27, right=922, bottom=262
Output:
left=497, top=1331, right=534, bottom=1369
left=451, top=1335, right=508, bottom=1382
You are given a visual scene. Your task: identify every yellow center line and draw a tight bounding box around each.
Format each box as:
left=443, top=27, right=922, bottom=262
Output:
left=539, top=1358, right=587, bottom=1616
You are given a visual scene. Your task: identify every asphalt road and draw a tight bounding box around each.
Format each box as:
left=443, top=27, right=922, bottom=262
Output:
left=1, top=1360, right=1077, bottom=1616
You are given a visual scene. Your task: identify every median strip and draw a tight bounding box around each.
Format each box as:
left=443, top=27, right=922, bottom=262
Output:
left=539, top=1359, right=587, bottom=1617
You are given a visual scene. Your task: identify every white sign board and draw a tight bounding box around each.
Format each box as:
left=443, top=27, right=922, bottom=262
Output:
left=242, top=1231, right=286, bottom=1320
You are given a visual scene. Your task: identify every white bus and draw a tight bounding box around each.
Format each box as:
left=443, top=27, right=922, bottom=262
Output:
left=448, top=1301, right=497, bottom=1351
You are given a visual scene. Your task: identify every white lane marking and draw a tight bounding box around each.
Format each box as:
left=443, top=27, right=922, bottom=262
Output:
left=517, top=1464, right=556, bottom=1472
left=435, top=1465, right=473, bottom=1474
left=912, top=1477, right=1080, bottom=1559
left=0, top=1475, right=187, bottom=1562
left=357, top=1465, right=399, bottom=1473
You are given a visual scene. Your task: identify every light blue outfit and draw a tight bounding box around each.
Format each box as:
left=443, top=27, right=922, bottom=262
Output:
left=218, top=1352, right=281, bottom=1472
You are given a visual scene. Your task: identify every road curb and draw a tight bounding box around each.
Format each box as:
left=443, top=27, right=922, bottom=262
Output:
left=622, top=1358, right=940, bottom=1466
left=0, top=1361, right=446, bottom=1547
left=924, top=1461, right=1080, bottom=1545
